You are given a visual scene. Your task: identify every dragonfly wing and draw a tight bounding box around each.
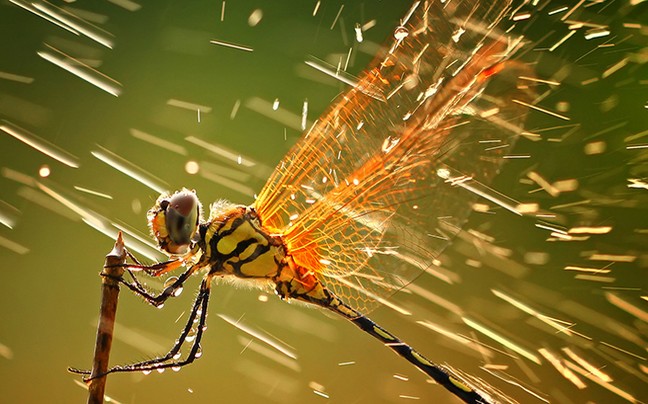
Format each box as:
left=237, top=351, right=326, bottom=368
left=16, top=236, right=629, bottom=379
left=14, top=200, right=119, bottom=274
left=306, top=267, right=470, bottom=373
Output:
left=255, top=0, right=534, bottom=313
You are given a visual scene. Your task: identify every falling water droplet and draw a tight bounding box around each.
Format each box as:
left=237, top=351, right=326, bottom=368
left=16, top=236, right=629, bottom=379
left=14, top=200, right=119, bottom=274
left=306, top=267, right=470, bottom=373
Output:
left=185, top=160, right=200, bottom=175
left=248, top=9, right=263, bottom=26
left=38, top=165, right=50, bottom=178
left=354, top=23, right=363, bottom=43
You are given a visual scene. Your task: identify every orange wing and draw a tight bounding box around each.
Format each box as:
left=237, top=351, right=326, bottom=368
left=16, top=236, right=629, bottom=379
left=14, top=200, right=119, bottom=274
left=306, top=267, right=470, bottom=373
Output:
left=254, top=0, right=534, bottom=312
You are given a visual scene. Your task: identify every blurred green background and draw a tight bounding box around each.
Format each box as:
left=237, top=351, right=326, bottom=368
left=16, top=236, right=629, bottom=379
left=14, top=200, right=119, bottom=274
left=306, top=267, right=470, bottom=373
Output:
left=1, top=1, right=647, bottom=403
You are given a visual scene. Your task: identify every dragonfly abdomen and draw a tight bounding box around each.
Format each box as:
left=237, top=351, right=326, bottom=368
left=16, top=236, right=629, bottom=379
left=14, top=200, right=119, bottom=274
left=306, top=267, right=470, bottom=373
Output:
left=325, top=298, right=490, bottom=404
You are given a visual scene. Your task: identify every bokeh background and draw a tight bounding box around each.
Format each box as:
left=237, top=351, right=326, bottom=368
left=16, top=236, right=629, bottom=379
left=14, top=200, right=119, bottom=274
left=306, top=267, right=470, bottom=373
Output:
left=1, top=1, right=647, bottom=403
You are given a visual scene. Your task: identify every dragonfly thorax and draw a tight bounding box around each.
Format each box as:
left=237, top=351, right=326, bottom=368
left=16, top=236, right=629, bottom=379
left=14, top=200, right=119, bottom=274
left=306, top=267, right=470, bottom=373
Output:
left=198, top=202, right=286, bottom=280
left=197, top=199, right=332, bottom=305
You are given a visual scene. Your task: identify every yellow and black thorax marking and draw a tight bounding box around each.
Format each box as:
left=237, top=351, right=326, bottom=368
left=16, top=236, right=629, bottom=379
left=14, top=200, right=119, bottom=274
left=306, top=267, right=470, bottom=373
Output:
left=199, top=206, right=285, bottom=279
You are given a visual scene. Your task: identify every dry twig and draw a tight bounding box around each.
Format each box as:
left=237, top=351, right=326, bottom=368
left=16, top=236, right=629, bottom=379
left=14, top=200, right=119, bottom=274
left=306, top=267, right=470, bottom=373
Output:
left=86, top=232, right=126, bottom=404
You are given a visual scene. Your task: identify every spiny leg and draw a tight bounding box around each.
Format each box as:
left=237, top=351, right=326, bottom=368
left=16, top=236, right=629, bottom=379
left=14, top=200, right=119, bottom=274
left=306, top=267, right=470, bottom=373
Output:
left=117, top=266, right=195, bottom=307
left=124, top=249, right=186, bottom=279
left=105, top=254, right=197, bottom=307
left=70, top=277, right=211, bottom=379
left=101, top=278, right=212, bottom=375
left=125, top=250, right=186, bottom=276
left=101, top=250, right=179, bottom=294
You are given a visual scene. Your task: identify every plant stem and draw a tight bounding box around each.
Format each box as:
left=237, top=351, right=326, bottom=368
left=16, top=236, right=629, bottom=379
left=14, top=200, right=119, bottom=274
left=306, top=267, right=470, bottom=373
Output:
left=87, top=232, right=126, bottom=404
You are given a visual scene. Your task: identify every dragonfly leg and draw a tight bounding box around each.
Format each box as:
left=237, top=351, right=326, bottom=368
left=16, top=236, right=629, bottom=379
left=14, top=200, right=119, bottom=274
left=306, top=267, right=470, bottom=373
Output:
left=69, top=276, right=211, bottom=380
left=122, top=250, right=185, bottom=276
left=104, top=253, right=197, bottom=307
left=117, top=265, right=195, bottom=308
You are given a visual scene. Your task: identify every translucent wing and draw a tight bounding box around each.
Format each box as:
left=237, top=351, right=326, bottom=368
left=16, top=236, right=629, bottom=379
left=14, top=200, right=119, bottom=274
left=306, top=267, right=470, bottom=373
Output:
left=255, top=0, right=534, bottom=312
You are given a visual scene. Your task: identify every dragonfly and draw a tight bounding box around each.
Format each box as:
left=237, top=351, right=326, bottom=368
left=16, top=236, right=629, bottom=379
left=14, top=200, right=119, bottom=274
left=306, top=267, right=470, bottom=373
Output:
left=71, top=1, right=534, bottom=403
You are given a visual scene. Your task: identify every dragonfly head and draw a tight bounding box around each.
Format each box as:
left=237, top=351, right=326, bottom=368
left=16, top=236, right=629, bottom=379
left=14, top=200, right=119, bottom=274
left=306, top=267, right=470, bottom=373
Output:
left=148, top=189, right=202, bottom=255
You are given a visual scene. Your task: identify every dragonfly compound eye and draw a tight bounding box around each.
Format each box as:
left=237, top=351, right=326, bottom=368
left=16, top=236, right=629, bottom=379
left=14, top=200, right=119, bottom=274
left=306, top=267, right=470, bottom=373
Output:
left=148, top=189, right=201, bottom=255
left=165, top=191, right=200, bottom=247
